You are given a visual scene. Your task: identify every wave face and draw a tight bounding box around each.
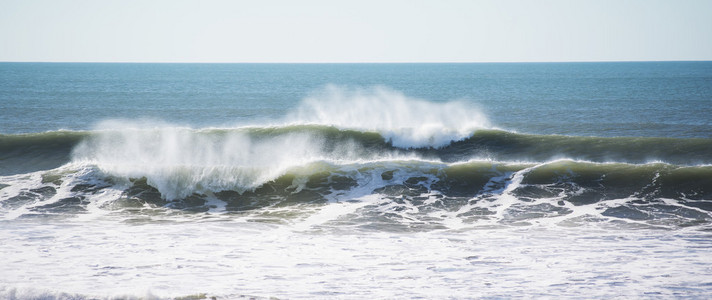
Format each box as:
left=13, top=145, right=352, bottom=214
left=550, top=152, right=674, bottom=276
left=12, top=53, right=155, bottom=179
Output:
left=4, top=126, right=712, bottom=177
left=0, top=131, right=88, bottom=176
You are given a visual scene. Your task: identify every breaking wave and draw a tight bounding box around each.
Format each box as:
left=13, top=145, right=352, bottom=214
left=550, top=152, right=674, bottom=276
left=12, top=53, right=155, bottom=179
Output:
left=1, top=87, right=711, bottom=229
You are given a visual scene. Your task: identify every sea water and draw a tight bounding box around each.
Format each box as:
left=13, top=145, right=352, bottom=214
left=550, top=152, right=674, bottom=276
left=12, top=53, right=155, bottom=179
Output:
left=1, top=62, right=712, bottom=298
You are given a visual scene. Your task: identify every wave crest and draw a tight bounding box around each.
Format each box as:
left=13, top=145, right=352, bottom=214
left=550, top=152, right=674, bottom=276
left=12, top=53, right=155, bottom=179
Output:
left=289, top=85, right=490, bottom=148
left=70, top=121, right=403, bottom=199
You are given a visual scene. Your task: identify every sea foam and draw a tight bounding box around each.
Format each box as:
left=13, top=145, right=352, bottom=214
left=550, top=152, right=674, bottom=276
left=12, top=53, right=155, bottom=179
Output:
left=70, top=88, right=489, bottom=199
left=71, top=121, right=330, bottom=199
left=289, top=85, right=490, bottom=148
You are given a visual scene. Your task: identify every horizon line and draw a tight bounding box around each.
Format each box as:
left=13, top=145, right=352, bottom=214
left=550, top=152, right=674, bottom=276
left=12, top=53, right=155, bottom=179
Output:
left=1, top=59, right=711, bottom=64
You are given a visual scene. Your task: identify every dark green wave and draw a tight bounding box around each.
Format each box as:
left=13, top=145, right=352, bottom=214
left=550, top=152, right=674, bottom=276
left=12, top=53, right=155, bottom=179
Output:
left=2, top=126, right=712, bottom=176
left=433, top=129, right=712, bottom=165
left=0, top=131, right=89, bottom=175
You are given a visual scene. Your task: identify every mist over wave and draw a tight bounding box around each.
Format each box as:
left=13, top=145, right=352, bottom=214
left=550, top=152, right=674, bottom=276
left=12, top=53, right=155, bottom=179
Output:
left=289, top=85, right=490, bottom=148
left=67, top=86, right=489, bottom=199
left=71, top=121, right=397, bottom=200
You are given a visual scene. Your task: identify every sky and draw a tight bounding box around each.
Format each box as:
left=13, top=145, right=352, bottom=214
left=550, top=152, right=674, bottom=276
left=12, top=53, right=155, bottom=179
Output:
left=1, top=0, right=711, bottom=63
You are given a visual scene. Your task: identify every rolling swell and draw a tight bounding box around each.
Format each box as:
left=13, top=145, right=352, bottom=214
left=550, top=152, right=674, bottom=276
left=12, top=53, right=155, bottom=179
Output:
left=0, top=131, right=88, bottom=176
left=3, top=125, right=711, bottom=176
left=244, top=126, right=712, bottom=165
left=433, top=129, right=712, bottom=165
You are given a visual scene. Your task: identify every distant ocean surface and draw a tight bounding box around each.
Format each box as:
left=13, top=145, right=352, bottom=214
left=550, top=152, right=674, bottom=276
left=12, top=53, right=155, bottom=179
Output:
left=1, top=62, right=712, bottom=299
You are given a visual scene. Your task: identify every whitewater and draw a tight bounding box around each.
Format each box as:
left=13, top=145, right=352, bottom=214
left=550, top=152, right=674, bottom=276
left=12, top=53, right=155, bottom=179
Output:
left=1, top=62, right=712, bottom=299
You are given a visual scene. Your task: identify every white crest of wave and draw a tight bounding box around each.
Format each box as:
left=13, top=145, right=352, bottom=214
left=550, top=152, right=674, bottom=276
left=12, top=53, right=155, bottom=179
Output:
left=71, top=120, right=344, bottom=200
left=69, top=86, right=489, bottom=199
left=289, top=85, right=490, bottom=148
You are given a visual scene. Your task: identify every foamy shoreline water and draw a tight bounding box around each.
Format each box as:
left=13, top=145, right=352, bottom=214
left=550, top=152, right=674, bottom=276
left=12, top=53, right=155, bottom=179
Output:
left=2, top=220, right=711, bottom=299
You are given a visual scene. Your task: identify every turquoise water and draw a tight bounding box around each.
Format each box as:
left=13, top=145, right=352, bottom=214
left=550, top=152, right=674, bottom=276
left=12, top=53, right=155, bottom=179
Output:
left=2, top=62, right=712, bottom=299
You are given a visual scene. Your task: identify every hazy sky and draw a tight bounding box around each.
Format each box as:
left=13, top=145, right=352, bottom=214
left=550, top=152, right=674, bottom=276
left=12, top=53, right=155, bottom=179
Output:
left=1, top=0, right=711, bottom=62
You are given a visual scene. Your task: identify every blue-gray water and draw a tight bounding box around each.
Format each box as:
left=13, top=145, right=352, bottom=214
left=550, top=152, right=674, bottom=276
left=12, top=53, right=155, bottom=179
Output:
left=3, top=62, right=711, bottom=137
left=1, top=62, right=712, bottom=299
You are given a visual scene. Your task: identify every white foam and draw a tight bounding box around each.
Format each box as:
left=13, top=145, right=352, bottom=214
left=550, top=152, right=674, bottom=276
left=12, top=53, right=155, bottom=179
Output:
left=2, top=220, right=710, bottom=299
left=64, top=85, right=493, bottom=200
left=288, top=85, right=490, bottom=148
left=71, top=121, right=337, bottom=200
left=70, top=118, right=464, bottom=200
left=0, top=171, right=45, bottom=220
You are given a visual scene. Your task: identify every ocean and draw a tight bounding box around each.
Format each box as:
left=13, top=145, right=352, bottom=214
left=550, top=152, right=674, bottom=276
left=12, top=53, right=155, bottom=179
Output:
left=1, top=62, right=712, bottom=299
